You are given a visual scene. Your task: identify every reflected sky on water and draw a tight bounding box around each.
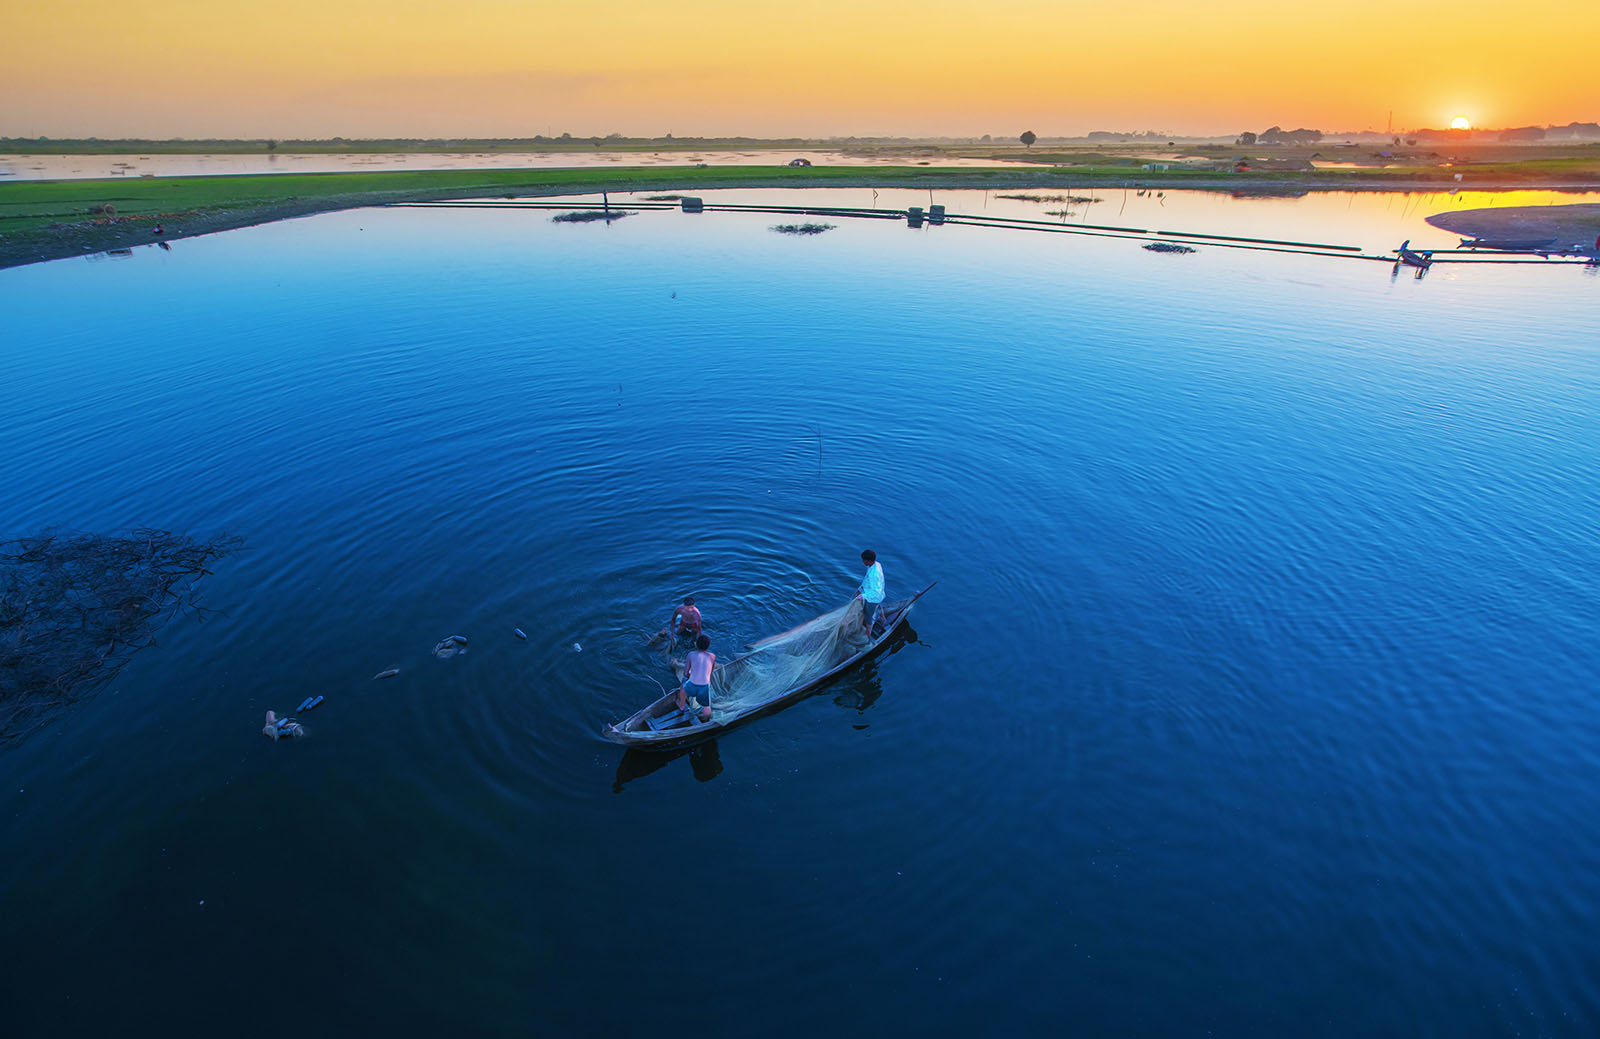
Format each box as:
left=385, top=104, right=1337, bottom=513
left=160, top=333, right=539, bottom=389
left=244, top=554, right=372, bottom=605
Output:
left=3, top=190, right=1599, bottom=1036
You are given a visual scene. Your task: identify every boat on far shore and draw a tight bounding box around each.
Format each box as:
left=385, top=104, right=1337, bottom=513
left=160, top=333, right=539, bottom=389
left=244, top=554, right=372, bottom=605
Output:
left=1396, top=239, right=1434, bottom=270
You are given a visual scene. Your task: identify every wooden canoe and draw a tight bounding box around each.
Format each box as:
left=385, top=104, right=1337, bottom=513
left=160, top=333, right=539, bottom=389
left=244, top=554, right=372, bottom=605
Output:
left=601, top=585, right=931, bottom=751
left=1396, top=239, right=1434, bottom=269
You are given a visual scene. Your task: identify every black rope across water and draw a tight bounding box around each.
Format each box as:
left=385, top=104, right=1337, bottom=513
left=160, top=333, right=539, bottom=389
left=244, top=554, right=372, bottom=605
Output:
left=940, top=217, right=1394, bottom=261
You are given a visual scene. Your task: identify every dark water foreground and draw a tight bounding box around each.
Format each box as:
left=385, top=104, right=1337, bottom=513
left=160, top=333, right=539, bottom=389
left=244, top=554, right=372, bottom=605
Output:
left=2, top=190, right=1598, bottom=1037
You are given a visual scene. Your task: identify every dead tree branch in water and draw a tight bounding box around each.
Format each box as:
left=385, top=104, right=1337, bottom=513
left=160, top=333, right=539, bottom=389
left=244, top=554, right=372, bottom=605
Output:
left=0, top=529, right=240, bottom=742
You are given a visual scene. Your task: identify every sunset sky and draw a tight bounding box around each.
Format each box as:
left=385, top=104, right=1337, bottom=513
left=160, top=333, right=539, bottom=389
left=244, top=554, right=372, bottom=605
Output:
left=4, top=0, right=1595, bottom=139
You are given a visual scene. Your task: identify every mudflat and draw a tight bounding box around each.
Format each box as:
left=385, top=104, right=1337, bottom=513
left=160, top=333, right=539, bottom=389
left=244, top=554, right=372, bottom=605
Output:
left=1425, top=203, right=1600, bottom=250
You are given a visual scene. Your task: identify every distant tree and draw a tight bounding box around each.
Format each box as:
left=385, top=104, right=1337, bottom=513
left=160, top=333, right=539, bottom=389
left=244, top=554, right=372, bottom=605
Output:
left=981, top=134, right=991, bottom=143
left=266, top=139, right=278, bottom=151
left=1020, top=130, right=1037, bottom=148
left=1236, top=131, right=1256, bottom=145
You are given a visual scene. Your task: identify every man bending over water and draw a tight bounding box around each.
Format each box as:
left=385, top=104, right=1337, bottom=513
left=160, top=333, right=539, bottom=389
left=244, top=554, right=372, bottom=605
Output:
left=648, top=596, right=702, bottom=646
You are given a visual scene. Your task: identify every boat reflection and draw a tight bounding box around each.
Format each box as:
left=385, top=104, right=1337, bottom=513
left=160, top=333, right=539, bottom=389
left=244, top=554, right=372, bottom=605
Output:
left=613, top=739, right=723, bottom=792
left=610, top=621, right=919, bottom=791
left=831, top=621, right=919, bottom=717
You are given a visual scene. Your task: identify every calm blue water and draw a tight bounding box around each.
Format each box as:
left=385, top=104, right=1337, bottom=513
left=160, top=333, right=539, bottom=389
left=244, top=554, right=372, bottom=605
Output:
left=3, top=191, right=1599, bottom=1037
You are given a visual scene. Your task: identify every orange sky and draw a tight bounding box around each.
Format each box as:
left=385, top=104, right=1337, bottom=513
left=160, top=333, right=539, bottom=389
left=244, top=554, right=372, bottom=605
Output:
left=3, top=0, right=1595, bottom=139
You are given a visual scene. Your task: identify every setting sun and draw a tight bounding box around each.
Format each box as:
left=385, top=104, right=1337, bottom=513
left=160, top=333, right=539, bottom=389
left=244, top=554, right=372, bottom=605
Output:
left=1450, top=116, right=1472, bottom=130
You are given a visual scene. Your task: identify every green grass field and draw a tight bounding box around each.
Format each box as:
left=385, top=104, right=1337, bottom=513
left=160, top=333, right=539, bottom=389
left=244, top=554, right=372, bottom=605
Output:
left=0, top=165, right=1068, bottom=235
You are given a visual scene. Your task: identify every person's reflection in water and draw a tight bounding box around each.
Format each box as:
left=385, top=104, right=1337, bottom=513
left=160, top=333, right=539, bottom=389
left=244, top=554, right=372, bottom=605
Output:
left=689, top=739, right=722, bottom=782
left=832, top=622, right=918, bottom=720
left=832, top=662, right=885, bottom=713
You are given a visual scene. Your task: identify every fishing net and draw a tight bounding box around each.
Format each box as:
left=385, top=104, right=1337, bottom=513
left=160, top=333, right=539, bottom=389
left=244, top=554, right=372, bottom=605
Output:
left=699, top=599, right=876, bottom=716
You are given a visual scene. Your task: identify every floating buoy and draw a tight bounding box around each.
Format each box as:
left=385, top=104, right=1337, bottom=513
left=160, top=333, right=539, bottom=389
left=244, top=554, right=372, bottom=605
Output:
left=514, top=628, right=527, bottom=640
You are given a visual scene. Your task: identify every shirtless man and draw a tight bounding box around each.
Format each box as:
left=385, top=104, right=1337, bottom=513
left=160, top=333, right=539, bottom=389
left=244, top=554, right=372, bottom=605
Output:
left=648, top=596, right=702, bottom=646
left=676, top=634, right=716, bottom=723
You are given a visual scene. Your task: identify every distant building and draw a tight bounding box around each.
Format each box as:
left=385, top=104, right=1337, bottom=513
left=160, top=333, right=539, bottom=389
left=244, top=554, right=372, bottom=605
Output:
left=1552, top=121, right=1600, bottom=140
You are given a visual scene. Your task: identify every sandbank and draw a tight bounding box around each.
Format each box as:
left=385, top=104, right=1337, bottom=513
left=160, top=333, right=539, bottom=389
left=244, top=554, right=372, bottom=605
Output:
left=1425, top=204, right=1600, bottom=250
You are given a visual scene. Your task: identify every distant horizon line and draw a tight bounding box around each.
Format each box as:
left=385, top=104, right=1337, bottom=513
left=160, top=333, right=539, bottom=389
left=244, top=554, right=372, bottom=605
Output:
left=5, top=122, right=1598, bottom=147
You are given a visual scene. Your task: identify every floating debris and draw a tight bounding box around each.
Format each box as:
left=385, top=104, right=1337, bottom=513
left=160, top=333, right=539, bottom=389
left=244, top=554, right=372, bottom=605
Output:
left=770, top=222, right=837, bottom=235
left=297, top=695, right=324, bottom=712
left=433, top=636, right=469, bottom=659
left=573, top=642, right=582, bottom=653
left=514, top=628, right=528, bottom=640
left=1144, top=242, right=1197, bottom=254
left=551, top=210, right=632, bottom=223
left=262, top=711, right=304, bottom=741
left=373, top=668, right=400, bottom=680
left=995, top=194, right=1099, bottom=204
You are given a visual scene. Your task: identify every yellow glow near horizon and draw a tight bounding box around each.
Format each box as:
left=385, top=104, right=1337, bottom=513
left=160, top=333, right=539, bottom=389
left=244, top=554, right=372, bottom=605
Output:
left=2, top=1, right=1596, bottom=139
left=1450, top=116, right=1472, bottom=130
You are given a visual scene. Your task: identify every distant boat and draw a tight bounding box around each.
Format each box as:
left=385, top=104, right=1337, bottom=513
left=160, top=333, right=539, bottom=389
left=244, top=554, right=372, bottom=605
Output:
left=1459, top=236, right=1555, bottom=252
left=1396, top=240, right=1434, bottom=269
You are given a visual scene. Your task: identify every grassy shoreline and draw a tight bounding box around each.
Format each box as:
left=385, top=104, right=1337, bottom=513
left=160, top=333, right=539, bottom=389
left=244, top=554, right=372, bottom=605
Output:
left=5, top=164, right=1600, bottom=270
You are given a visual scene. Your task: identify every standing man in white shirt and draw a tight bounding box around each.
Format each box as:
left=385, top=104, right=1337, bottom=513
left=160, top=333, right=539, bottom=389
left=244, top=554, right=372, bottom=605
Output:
left=856, top=549, right=885, bottom=637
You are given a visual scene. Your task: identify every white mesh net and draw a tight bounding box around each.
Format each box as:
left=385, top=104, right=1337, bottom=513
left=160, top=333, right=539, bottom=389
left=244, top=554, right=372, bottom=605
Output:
left=699, top=599, right=876, bottom=716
